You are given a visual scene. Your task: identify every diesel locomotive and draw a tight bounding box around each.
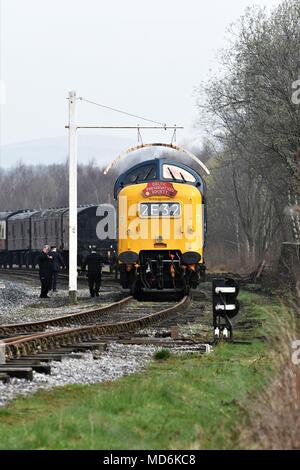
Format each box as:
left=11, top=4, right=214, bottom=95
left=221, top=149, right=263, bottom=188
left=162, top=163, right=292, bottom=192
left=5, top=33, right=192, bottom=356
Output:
left=115, top=156, right=207, bottom=298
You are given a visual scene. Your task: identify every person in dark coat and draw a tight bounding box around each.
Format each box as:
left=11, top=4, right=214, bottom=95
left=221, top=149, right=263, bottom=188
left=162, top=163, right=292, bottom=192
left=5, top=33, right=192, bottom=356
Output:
left=82, top=246, right=104, bottom=297
left=49, top=246, right=65, bottom=292
left=38, top=245, right=53, bottom=298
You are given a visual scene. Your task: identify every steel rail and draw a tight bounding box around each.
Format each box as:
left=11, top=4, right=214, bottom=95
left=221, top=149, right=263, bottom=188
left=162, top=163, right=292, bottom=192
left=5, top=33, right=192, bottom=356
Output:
left=0, top=268, right=70, bottom=279
left=0, top=296, right=132, bottom=336
left=4, top=296, right=189, bottom=358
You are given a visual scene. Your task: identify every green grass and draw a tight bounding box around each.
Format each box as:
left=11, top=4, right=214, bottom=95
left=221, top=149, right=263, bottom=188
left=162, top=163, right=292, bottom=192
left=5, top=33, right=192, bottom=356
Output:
left=0, top=289, right=290, bottom=450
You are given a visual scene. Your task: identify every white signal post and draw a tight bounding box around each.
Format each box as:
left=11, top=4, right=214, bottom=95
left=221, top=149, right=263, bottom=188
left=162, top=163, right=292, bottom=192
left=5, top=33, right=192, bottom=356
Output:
left=68, top=90, right=78, bottom=303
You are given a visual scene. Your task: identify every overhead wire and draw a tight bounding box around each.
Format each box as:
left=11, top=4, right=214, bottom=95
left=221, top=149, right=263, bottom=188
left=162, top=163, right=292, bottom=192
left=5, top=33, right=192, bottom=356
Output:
left=79, top=97, right=167, bottom=127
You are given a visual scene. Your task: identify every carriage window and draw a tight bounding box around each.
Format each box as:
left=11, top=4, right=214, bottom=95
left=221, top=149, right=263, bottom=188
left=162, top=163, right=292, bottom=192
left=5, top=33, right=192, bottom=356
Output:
left=0, top=223, right=5, bottom=239
left=124, top=164, right=156, bottom=185
left=162, top=164, right=196, bottom=182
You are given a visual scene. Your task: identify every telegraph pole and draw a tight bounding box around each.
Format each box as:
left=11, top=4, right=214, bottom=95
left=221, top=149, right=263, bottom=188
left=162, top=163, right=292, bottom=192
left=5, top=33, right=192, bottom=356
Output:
left=68, top=90, right=78, bottom=303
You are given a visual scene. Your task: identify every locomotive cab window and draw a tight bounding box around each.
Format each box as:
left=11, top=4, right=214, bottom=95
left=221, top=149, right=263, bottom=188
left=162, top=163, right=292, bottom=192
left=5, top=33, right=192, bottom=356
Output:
left=162, top=164, right=196, bottom=182
left=123, top=164, right=156, bottom=185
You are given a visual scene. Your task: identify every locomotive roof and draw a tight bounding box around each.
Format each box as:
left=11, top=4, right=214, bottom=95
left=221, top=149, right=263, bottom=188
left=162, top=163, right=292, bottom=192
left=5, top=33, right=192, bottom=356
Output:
left=114, top=157, right=205, bottom=198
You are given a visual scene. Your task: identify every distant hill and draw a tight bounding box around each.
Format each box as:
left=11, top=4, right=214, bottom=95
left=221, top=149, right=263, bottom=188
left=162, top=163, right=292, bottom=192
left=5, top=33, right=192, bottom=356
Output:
left=0, top=135, right=136, bottom=169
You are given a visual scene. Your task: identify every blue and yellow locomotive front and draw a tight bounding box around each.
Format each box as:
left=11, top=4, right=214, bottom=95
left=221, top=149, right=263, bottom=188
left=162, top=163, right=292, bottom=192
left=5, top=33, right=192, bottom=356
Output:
left=114, top=158, right=206, bottom=298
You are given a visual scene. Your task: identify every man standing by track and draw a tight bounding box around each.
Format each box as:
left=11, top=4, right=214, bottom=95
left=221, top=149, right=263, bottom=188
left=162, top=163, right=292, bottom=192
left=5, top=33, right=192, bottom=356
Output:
left=38, top=245, right=53, bottom=298
left=49, top=246, right=65, bottom=292
left=82, top=246, right=104, bottom=297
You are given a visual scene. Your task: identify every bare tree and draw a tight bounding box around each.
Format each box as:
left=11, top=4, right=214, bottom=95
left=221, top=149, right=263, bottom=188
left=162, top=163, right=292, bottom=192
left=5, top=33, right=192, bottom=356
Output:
left=197, top=0, right=300, bottom=270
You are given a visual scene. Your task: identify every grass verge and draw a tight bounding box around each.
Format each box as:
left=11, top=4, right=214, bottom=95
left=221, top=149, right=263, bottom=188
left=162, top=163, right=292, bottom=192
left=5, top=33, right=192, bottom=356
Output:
left=0, top=290, right=296, bottom=449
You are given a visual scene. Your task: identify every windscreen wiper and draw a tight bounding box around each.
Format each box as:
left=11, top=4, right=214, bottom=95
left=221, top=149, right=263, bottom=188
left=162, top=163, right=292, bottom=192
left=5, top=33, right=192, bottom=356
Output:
left=144, top=167, right=153, bottom=180
left=167, top=167, right=175, bottom=180
left=180, top=172, right=186, bottom=182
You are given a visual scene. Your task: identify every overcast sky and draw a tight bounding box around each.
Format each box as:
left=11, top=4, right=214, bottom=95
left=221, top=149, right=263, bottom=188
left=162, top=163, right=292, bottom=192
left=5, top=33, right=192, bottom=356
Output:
left=0, top=0, right=281, bottom=149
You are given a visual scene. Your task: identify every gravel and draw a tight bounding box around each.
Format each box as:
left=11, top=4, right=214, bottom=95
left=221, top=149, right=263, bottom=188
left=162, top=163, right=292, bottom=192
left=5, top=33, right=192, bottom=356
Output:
left=0, top=280, right=37, bottom=317
left=0, top=280, right=120, bottom=324
left=0, top=342, right=157, bottom=407
left=0, top=341, right=210, bottom=408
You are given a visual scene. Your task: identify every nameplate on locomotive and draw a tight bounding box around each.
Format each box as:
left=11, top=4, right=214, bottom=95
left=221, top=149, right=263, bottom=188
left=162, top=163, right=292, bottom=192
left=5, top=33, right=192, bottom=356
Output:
left=142, top=182, right=177, bottom=198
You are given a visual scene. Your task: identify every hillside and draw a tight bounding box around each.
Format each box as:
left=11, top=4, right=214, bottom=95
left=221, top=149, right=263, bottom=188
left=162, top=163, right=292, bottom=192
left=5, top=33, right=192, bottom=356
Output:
left=0, top=135, right=136, bottom=168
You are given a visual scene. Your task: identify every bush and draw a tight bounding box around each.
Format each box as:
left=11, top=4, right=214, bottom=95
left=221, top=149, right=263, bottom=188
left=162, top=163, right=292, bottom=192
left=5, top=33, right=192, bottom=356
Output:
left=153, top=348, right=172, bottom=361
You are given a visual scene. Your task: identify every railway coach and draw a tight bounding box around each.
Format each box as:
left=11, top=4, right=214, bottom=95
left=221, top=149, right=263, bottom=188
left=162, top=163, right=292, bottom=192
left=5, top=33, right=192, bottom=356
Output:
left=115, top=157, right=207, bottom=299
left=0, top=205, right=116, bottom=268
left=0, top=210, right=23, bottom=266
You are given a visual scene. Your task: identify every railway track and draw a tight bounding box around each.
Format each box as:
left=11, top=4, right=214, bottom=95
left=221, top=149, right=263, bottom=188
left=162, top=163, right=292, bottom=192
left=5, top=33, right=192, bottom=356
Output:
left=0, top=267, right=114, bottom=277
left=1, top=296, right=190, bottom=363
left=0, top=268, right=82, bottom=283
left=0, top=267, right=118, bottom=289
left=0, top=296, right=133, bottom=337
